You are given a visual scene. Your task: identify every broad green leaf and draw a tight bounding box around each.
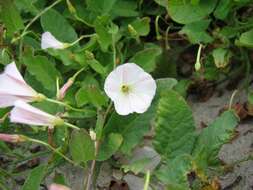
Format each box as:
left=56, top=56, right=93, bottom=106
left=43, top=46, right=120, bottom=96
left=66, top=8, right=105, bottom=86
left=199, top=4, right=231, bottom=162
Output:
left=235, top=29, right=253, bottom=48
left=129, top=46, right=162, bottom=72
left=193, top=110, right=239, bottom=166
left=167, top=0, right=217, bottom=24
left=41, top=9, right=78, bottom=42
left=154, top=0, right=168, bottom=7
left=75, top=87, right=89, bottom=107
left=69, top=129, right=95, bottom=164
left=213, top=0, right=231, bottom=20
left=23, top=55, right=60, bottom=93
left=86, top=0, right=117, bottom=14
left=154, top=90, right=196, bottom=159
left=179, top=20, right=213, bottom=44
left=156, top=155, right=192, bottom=190
left=0, top=0, right=24, bottom=36
left=97, top=133, right=123, bottom=161
left=21, top=165, right=46, bottom=190
left=111, top=0, right=139, bottom=17
left=212, top=48, right=232, bottom=68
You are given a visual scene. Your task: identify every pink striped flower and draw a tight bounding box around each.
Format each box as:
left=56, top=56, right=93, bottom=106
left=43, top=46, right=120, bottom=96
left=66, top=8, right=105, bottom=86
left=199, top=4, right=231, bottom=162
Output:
left=0, top=62, right=44, bottom=107
left=10, top=100, right=64, bottom=128
left=49, top=184, right=71, bottom=190
left=0, top=133, right=26, bottom=143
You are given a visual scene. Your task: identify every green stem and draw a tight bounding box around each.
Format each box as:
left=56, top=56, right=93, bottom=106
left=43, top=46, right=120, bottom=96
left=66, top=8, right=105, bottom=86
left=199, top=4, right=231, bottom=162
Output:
left=229, top=90, right=238, bottom=110
left=112, top=35, right=117, bottom=68
left=68, top=34, right=96, bottom=47
left=143, top=170, right=151, bottom=190
left=155, top=16, right=161, bottom=40
left=64, top=122, right=80, bottom=130
left=45, top=98, right=85, bottom=112
left=27, top=137, right=76, bottom=165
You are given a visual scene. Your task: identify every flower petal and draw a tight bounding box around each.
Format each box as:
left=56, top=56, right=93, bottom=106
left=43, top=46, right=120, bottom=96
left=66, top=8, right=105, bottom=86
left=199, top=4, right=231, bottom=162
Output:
left=5, top=62, right=26, bottom=82
left=0, top=94, right=32, bottom=107
left=113, top=93, right=134, bottom=115
left=49, top=184, right=71, bottom=190
left=41, top=32, right=64, bottom=49
left=10, top=100, right=56, bottom=126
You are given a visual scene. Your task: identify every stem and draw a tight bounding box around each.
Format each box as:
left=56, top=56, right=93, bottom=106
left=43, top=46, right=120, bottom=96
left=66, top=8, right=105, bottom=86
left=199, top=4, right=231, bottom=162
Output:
left=195, top=44, right=203, bottom=71
left=112, top=35, right=117, bottom=68
left=27, top=137, right=76, bottom=165
left=45, top=98, right=86, bottom=112
left=71, top=67, right=86, bottom=81
left=143, top=170, right=151, bottom=190
left=64, top=122, right=80, bottom=130
left=229, top=90, right=238, bottom=110
left=155, top=16, right=161, bottom=40
left=68, top=34, right=96, bottom=47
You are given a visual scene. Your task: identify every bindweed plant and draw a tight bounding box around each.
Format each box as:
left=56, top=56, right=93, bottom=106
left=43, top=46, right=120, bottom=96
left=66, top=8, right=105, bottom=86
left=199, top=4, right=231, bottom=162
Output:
left=0, top=0, right=252, bottom=189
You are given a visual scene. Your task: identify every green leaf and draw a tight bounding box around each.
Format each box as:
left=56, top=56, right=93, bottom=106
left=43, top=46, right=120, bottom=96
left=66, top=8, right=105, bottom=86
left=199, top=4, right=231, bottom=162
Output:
left=212, top=48, right=232, bottom=68
left=41, top=9, right=78, bottom=42
left=122, top=158, right=151, bottom=175
left=87, top=59, right=106, bottom=76
left=111, top=0, right=139, bottom=17
left=86, top=0, right=117, bottom=14
left=69, top=129, right=95, bottom=164
left=213, top=0, right=232, bottom=20
left=156, top=155, right=192, bottom=190
left=105, top=105, right=156, bottom=155
left=193, top=110, right=239, bottom=165
left=235, top=29, right=253, bottom=48
left=154, top=0, right=168, bottom=7
left=97, top=133, right=123, bottom=161
left=0, top=0, right=24, bottom=36
left=167, top=0, right=217, bottom=24
left=23, top=54, right=60, bottom=93
left=94, top=16, right=113, bottom=51
left=129, top=46, right=162, bottom=72
left=179, top=20, right=213, bottom=44
left=21, top=165, right=46, bottom=190
left=130, top=17, right=150, bottom=36
left=154, top=90, right=196, bottom=159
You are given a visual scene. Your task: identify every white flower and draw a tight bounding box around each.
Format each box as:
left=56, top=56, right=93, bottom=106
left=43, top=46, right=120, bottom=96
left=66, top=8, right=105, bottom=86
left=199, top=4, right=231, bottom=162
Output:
left=41, top=32, right=66, bottom=50
left=104, top=63, right=156, bottom=115
left=10, top=100, right=64, bottom=128
left=0, top=62, right=44, bottom=107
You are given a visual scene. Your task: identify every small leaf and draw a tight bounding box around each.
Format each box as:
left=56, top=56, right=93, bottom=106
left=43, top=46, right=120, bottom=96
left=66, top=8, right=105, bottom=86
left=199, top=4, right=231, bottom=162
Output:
left=212, top=48, right=232, bottom=68
left=0, top=0, right=24, bottom=36
left=21, top=165, right=47, bottom=190
left=97, top=133, right=123, bottom=161
left=130, top=46, right=162, bottom=72
left=180, top=20, right=213, bottom=44
left=41, top=9, right=78, bottom=42
left=130, top=17, right=150, bottom=37
left=86, top=0, right=117, bottom=14
left=122, top=158, right=151, bottom=175
left=235, top=29, right=253, bottom=48
left=69, top=129, right=95, bottom=164
left=94, top=16, right=113, bottom=51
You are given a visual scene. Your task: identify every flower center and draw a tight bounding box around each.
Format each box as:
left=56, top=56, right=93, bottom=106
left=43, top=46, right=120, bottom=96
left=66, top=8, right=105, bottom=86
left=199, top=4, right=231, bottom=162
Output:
left=121, top=84, right=130, bottom=94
